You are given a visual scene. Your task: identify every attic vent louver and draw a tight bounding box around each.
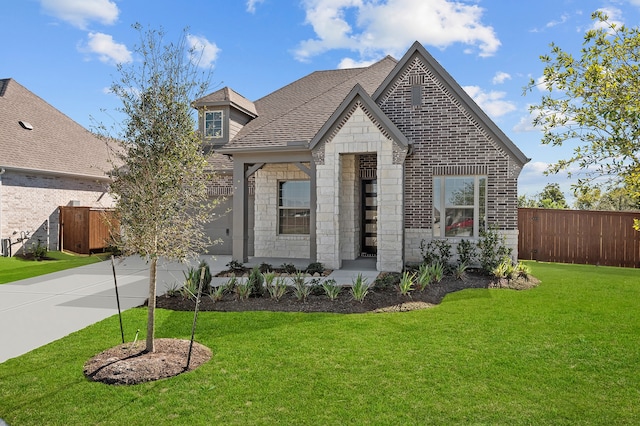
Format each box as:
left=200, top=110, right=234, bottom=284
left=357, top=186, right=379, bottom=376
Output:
left=19, top=121, right=33, bottom=130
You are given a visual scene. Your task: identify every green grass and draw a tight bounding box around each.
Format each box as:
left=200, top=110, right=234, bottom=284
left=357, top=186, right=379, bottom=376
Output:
left=1, top=261, right=639, bottom=425
left=0, top=251, right=108, bottom=284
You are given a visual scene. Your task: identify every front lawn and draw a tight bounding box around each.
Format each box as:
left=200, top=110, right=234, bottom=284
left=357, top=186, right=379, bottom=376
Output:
left=0, top=262, right=639, bottom=424
left=0, top=251, right=108, bottom=284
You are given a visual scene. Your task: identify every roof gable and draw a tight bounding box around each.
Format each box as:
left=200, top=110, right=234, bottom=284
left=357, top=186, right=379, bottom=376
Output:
left=0, top=78, right=112, bottom=178
left=373, top=41, right=529, bottom=166
left=193, top=86, right=257, bottom=117
left=310, top=83, right=409, bottom=150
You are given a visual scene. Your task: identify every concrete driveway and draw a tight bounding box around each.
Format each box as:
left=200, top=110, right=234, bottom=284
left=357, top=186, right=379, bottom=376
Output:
left=0, top=255, right=229, bottom=363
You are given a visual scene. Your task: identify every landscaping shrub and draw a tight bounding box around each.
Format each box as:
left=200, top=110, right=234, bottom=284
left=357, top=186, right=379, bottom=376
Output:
left=306, top=262, right=324, bottom=275
left=420, top=239, right=453, bottom=269
left=477, top=226, right=512, bottom=274
left=247, top=266, right=264, bottom=297
left=350, top=273, right=369, bottom=302
left=456, top=239, right=477, bottom=267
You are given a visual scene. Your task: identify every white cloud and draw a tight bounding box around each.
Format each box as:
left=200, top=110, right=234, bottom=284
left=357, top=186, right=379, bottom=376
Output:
left=338, top=57, right=378, bottom=69
left=492, top=71, right=511, bottom=85
left=462, top=85, right=516, bottom=119
left=40, top=0, right=118, bottom=29
left=513, top=112, right=538, bottom=133
left=546, top=13, right=569, bottom=28
left=246, top=0, right=265, bottom=13
left=295, top=0, right=501, bottom=62
left=187, top=35, right=220, bottom=68
left=83, top=32, right=132, bottom=64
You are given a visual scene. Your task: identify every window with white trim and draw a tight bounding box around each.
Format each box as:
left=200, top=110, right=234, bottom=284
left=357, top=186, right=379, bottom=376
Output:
left=204, top=111, right=223, bottom=138
left=433, top=176, right=487, bottom=238
left=278, top=181, right=310, bottom=235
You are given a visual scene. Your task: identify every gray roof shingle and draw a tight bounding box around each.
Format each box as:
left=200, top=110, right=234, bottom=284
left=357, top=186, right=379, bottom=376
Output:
left=0, top=78, right=113, bottom=178
left=219, top=56, right=398, bottom=150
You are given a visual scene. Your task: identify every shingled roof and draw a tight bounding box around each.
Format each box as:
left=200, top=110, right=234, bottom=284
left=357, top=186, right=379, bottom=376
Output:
left=0, top=78, right=113, bottom=178
left=218, top=56, right=398, bottom=151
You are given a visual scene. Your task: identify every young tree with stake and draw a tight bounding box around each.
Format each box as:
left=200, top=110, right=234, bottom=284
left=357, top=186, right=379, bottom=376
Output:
left=103, top=24, right=216, bottom=353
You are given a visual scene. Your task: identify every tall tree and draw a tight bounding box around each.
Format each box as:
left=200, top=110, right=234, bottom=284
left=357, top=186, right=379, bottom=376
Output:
left=518, top=183, right=568, bottom=209
left=104, top=24, right=214, bottom=353
left=573, top=185, right=640, bottom=211
left=538, top=183, right=568, bottom=209
left=525, top=11, right=640, bottom=224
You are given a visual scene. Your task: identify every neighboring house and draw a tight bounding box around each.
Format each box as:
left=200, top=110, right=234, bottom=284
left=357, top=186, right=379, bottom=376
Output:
left=194, top=42, right=529, bottom=272
left=0, top=78, right=114, bottom=256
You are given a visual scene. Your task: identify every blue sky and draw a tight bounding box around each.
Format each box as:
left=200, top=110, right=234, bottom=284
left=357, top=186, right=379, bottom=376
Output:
left=4, top=0, right=640, bottom=201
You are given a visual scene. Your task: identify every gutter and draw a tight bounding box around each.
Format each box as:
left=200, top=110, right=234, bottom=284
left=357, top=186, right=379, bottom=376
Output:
left=0, top=165, right=112, bottom=182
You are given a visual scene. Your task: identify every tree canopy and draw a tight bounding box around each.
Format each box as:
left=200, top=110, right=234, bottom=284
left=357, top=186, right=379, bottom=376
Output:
left=518, top=183, right=568, bottom=209
left=525, top=11, right=640, bottom=222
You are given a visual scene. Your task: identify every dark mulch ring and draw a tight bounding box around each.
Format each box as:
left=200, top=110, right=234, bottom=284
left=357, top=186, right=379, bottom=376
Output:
left=84, top=338, right=212, bottom=386
left=156, top=270, right=540, bottom=315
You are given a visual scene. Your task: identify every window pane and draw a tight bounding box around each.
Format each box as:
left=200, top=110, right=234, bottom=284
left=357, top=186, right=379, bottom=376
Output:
left=433, top=176, right=486, bottom=238
left=445, top=177, right=474, bottom=206
left=279, top=181, right=310, bottom=208
left=205, top=111, right=223, bottom=138
left=444, top=208, right=474, bottom=237
left=279, top=209, right=310, bottom=234
left=279, top=181, right=310, bottom=234
left=433, top=177, right=442, bottom=237
left=479, top=177, right=487, bottom=231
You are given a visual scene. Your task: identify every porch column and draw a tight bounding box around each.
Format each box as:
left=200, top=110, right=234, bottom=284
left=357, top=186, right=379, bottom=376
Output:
left=232, top=160, right=248, bottom=263
left=309, top=159, right=317, bottom=262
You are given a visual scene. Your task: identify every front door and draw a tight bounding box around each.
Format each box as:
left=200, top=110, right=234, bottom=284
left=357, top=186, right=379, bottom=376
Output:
left=361, top=179, right=377, bottom=256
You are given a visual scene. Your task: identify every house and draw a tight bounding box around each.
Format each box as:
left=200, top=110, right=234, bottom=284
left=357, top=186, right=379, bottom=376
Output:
left=194, top=42, right=529, bottom=272
left=0, top=78, right=114, bottom=256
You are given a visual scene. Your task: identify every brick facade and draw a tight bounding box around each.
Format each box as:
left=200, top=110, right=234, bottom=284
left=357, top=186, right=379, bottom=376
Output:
left=377, top=56, right=522, bottom=261
left=0, top=171, right=113, bottom=254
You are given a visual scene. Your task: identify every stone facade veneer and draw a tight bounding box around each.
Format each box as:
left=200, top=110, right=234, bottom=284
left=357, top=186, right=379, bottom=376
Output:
left=405, top=228, right=520, bottom=265
left=253, top=164, right=310, bottom=258
left=314, top=104, right=406, bottom=271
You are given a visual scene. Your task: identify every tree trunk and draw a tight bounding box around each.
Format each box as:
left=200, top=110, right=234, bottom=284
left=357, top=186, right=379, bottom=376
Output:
left=146, top=257, right=157, bottom=353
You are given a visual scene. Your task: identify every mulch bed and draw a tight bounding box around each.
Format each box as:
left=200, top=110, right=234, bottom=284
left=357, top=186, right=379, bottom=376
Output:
left=156, top=270, right=539, bottom=314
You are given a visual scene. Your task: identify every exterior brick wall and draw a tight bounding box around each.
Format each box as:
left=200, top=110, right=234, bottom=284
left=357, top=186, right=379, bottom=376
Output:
left=0, top=171, right=114, bottom=254
left=378, top=56, right=522, bottom=256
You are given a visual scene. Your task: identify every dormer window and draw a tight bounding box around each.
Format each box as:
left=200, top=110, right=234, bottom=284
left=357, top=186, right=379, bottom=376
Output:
left=205, top=110, right=223, bottom=138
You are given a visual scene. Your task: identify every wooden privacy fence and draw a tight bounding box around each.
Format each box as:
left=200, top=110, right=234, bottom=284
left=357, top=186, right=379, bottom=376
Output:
left=59, top=206, right=117, bottom=255
left=518, top=208, right=640, bottom=268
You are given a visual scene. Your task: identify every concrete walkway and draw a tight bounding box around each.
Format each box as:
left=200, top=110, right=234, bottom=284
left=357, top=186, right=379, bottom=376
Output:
left=0, top=255, right=378, bottom=363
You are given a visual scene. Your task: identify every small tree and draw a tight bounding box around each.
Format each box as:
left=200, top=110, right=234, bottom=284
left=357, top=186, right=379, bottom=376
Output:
left=104, top=24, right=215, bottom=353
